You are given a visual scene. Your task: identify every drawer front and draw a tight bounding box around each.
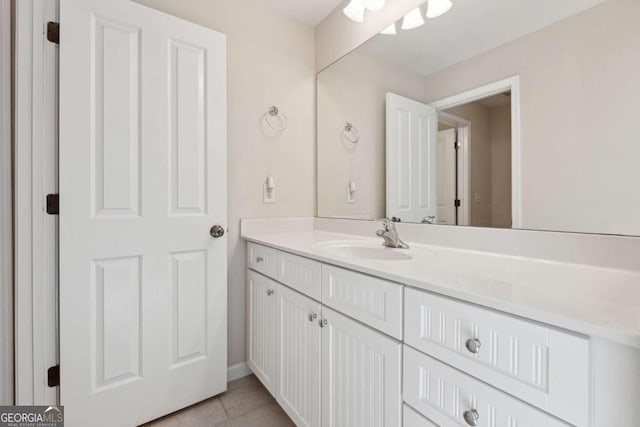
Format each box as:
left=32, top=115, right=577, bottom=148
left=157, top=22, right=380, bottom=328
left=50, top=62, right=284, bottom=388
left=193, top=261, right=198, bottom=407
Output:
left=322, top=265, right=403, bottom=340
left=403, top=404, right=437, bottom=427
left=404, top=288, right=588, bottom=426
left=277, top=251, right=322, bottom=301
left=247, top=242, right=277, bottom=279
left=403, top=346, right=568, bottom=427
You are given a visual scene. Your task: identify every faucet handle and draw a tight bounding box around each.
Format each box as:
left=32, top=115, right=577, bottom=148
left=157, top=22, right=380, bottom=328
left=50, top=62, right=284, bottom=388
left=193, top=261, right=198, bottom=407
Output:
left=376, top=217, right=395, bottom=232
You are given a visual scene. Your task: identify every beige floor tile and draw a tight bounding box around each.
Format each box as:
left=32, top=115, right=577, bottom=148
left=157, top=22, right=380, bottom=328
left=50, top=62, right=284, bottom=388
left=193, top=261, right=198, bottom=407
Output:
left=219, top=375, right=274, bottom=419
left=229, top=402, right=295, bottom=427
left=145, top=397, right=229, bottom=427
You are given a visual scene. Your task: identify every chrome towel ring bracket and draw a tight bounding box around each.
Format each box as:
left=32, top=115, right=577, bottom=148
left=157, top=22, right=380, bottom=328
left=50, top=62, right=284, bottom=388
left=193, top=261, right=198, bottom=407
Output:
left=264, top=106, right=287, bottom=132
left=343, top=122, right=359, bottom=143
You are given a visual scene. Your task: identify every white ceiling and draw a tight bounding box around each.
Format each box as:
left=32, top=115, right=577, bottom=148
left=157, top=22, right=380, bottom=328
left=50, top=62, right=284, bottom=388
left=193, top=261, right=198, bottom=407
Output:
left=361, top=0, right=607, bottom=76
left=253, top=0, right=343, bottom=26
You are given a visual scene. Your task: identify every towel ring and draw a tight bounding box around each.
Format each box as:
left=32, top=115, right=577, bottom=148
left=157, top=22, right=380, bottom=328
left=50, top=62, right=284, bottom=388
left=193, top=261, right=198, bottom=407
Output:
left=343, top=122, right=359, bottom=143
left=264, top=106, right=287, bottom=131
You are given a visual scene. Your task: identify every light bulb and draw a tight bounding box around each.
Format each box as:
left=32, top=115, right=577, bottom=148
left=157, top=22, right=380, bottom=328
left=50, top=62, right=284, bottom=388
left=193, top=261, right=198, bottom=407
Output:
left=343, top=0, right=365, bottom=23
left=363, top=0, right=385, bottom=11
left=426, top=0, right=453, bottom=18
left=380, top=23, right=396, bottom=35
left=401, top=7, right=424, bottom=30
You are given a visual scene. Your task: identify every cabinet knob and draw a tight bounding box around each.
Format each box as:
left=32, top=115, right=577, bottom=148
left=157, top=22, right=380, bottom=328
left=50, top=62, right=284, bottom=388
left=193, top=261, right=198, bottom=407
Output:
left=319, top=318, right=328, bottom=328
left=256, top=256, right=264, bottom=263
left=465, top=338, right=481, bottom=354
left=308, top=313, right=318, bottom=322
left=463, top=409, right=479, bottom=426
left=266, top=289, right=274, bottom=296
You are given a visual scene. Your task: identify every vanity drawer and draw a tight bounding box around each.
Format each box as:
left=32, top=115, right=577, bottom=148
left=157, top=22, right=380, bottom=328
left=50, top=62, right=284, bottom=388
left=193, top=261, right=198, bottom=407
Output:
left=403, top=404, right=437, bottom=427
left=276, top=251, right=321, bottom=301
left=403, top=346, right=568, bottom=427
left=321, top=265, right=403, bottom=339
left=247, top=242, right=277, bottom=279
left=404, top=288, right=588, bottom=426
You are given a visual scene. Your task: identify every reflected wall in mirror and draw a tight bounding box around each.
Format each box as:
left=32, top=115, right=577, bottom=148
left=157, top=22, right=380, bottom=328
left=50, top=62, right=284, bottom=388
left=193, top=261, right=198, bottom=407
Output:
left=317, top=0, right=640, bottom=236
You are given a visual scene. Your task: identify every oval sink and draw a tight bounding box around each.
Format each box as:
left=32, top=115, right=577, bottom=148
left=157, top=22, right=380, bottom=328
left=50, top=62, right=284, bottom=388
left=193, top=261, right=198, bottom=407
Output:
left=314, top=241, right=412, bottom=261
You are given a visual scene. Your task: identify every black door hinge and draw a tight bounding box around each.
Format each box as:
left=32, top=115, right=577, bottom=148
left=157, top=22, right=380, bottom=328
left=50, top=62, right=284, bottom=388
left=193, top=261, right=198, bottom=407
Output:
left=47, top=22, right=59, bottom=44
left=47, top=365, right=60, bottom=387
left=454, top=199, right=461, bottom=207
left=46, top=194, right=59, bottom=215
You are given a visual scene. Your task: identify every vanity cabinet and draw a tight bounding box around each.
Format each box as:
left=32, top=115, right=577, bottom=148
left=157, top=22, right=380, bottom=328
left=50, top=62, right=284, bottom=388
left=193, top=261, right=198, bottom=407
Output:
left=321, top=307, right=402, bottom=427
left=246, top=242, right=592, bottom=427
left=247, top=270, right=278, bottom=394
left=247, top=244, right=403, bottom=427
left=276, top=283, right=322, bottom=427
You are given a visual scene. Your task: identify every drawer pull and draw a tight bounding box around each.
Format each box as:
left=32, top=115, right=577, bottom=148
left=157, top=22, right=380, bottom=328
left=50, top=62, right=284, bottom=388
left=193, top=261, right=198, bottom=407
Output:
left=463, top=409, right=479, bottom=426
left=256, top=256, right=264, bottom=263
left=266, top=289, right=274, bottom=296
left=308, top=313, right=318, bottom=322
left=465, top=338, right=481, bottom=354
left=319, top=318, right=328, bottom=328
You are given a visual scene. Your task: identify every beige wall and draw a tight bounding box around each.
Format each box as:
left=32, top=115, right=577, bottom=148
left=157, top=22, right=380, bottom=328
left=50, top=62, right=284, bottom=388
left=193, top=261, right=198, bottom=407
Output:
left=317, top=49, right=426, bottom=220
left=490, top=105, right=512, bottom=228
left=315, top=0, right=425, bottom=71
left=424, top=0, right=640, bottom=235
left=137, top=0, right=316, bottom=368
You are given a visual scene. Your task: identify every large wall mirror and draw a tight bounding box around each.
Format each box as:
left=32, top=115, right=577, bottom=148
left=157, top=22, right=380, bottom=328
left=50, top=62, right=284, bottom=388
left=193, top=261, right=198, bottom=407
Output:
left=317, top=0, right=640, bottom=236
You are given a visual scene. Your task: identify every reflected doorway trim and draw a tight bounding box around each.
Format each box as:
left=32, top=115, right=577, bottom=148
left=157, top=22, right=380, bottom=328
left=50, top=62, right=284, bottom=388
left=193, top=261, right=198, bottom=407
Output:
left=438, top=112, right=470, bottom=227
left=430, top=76, right=522, bottom=228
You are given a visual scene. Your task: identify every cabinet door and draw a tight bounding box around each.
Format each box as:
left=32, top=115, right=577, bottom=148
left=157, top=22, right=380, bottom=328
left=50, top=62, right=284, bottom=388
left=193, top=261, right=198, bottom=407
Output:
left=247, top=270, right=278, bottom=395
left=277, top=284, right=322, bottom=427
left=321, top=307, right=402, bottom=427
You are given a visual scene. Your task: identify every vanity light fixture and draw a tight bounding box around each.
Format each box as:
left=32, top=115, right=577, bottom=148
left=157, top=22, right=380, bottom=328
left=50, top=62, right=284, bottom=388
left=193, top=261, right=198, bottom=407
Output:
left=401, top=7, right=425, bottom=30
left=426, top=0, right=453, bottom=18
left=343, top=0, right=366, bottom=23
left=380, top=23, right=396, bottom=35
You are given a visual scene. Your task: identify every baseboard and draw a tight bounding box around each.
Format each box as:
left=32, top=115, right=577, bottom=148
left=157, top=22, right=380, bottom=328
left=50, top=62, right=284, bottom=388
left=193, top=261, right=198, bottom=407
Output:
left=227, top=362, right=251, bottom=383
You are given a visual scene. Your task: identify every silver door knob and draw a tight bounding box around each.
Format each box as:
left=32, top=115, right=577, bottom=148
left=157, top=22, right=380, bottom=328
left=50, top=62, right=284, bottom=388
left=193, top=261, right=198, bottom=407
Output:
left=463, top=409, right=479, bottom=426
left=465, top=338, right=481, bottom=354
left=210, top=225, right=225, bottom=238
left=308, top=313, right=318, bottom=322
left=266, top=289, right=274, bottom=296
left=319, top=318, right=328, bottom=328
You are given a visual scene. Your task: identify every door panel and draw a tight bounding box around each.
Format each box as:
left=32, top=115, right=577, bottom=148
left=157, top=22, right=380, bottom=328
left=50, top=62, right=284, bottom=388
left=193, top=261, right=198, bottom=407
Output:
left=277, top=284, right=322, bottom=427
left=321, top=307, right=402, bottom=427
left=59, top=0, right=227, bottom=425
left=386, top=93, right=438, bottom=223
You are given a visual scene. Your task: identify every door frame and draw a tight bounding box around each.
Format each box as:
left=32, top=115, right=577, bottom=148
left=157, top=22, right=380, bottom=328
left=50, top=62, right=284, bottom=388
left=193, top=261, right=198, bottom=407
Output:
left=0, top=0, right=13, bottom=405
left=430, top=76, right=522, bottom=228
left=13, top=0, right=59, bottom=405
left=437, top=112, right=471, bottom=226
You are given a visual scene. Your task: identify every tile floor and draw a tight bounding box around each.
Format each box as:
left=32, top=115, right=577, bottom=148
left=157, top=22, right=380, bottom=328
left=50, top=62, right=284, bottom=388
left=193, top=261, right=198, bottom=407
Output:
left=143, top=375, right=295, bottom=427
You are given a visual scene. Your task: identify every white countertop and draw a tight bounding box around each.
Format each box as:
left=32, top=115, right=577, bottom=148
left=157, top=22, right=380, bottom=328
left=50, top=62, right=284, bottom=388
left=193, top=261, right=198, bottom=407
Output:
left=242, top=229, right=640, bottom=349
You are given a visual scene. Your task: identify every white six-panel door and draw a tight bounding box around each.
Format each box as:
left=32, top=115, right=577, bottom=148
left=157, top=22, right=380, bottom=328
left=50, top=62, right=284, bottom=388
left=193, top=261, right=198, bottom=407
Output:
left=321, top=307, right=402, bottom=427
left=386, top=93, right=438, bottom=223
left=276, top=284, right=322, bottom=427
left=59, top=0, right=227, bottom=425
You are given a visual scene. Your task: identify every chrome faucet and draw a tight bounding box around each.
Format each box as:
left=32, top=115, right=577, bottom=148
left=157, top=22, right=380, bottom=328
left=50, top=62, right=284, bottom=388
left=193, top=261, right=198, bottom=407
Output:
left=376, top=218, right=409, bottom=249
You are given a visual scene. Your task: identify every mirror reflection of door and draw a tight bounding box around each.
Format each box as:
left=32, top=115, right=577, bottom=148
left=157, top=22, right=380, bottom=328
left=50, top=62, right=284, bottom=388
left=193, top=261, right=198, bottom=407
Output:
left=385, top=93, right=438, bottom=224
left=436, top=127, right=457, bottom=225
left=385, top=91, right=512, bottom=228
